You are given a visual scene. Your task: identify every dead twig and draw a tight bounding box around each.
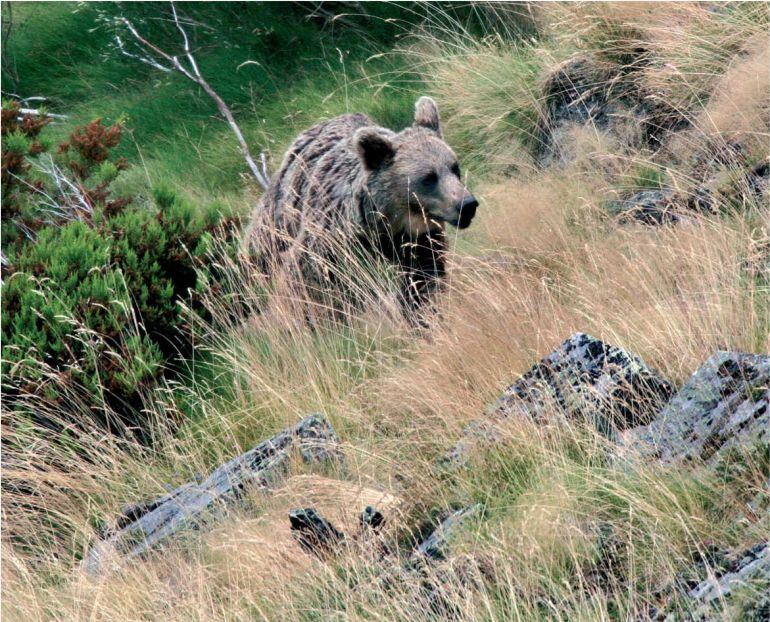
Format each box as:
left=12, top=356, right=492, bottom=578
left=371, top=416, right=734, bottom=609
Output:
left=116, top=2, right=270, bottom=190
left=1, top=94, right=69, bottom=121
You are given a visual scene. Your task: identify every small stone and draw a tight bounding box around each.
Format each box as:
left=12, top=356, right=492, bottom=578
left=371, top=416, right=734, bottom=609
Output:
left=360, top=506, right=385, bottom=532
left=289, top=508, right=345, bottom=557
left=617, top=189, right=680, bottom=225
left=414, top=505, right=481, bottom=561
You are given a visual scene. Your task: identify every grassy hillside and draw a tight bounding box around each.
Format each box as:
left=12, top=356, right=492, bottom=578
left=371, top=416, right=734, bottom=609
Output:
left=2, top=2, right=428, bottom=200
left=2, top=2, right=769, bottom=621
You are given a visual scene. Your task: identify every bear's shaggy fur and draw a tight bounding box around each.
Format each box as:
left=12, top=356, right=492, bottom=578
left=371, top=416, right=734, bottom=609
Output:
left=244, top=96, right=477, bottom=312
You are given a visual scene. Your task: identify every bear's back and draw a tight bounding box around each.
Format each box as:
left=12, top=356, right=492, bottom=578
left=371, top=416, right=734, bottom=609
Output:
left=262, top=113, right=374, bottom=233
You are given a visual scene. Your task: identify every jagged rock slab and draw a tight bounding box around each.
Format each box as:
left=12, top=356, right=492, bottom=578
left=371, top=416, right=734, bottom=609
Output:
left=85, top=414, right=342, bottom=574
left=492, top=333, right=673, bottom=426
left=673, top=541, right=770, bottom=622
left=413, top=505, right=482, bottom=562
left=445, top=333, right=672, bottom=465
left=622, top=352, right=769, bottom=465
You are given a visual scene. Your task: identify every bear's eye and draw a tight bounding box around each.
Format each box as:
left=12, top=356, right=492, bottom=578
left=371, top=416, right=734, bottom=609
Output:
left=451, top=163, right=461, bottom=177
left=421, top=172, right=438, bottom=189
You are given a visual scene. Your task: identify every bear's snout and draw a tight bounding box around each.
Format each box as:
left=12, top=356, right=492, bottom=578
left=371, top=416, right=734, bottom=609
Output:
left=452, top=195, right=478, bottom=229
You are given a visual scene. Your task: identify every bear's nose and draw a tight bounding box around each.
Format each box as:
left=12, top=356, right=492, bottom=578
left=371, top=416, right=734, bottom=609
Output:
left=459, top=195, right=479, bottom=213
left=454, top=195, right=478, bottom=229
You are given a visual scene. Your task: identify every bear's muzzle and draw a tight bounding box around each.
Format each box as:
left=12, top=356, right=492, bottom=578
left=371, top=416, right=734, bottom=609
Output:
left=451, top=195, right=478, bottom=229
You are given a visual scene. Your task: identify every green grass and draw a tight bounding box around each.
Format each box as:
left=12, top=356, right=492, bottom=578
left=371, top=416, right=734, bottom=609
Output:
left=2, top=2, right=425, bottom=202
left=628, top=165, right=668, bottom=191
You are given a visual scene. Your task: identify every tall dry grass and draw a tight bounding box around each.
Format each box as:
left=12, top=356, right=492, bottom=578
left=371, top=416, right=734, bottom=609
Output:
left=3, top=2, right=769, bottom=621
left=5, top=173, right=765, bottom=621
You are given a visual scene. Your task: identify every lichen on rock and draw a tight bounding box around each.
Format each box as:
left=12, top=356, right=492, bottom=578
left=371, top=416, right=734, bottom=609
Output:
left=622, top=351, right=769, bottom=465
left=445, top=333, right=673, bottom=465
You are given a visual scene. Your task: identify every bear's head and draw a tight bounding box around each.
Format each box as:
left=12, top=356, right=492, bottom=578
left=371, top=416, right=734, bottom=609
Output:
left=354, top=97, right=478, bottom=235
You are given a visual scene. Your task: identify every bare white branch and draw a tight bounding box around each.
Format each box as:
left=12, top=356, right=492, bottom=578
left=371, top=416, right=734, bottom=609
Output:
left=18, top=108, right=68, bottom=119
left=8, top=155, right=94, bottom=236
left=1, top=93, right=69, bottom=120
left=116, top=4, right=270, bottom=189
left=115, top=34, right=172, bottom=73
left=260, top=152, right=269, bottom=183
left=170, top=1, right=201, bottom=78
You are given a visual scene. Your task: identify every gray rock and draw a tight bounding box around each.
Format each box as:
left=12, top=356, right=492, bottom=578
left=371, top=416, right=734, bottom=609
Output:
left=413, top=505, right=482, bottom=562
left=445, top=333, right=672, bottom=465
left=675, top=541, right=770, bottom=621
left=613, top=158, right=769, bottom=227
left=622, top=352, right=769, bottom=465
left=689, top=542, right=769, bottom=604
left=543, top=57, right=614, bottom=127
left=747, top=478, right=770, bottom=522
left=615, top=189, right=680, bottom=225
left=85, top=414, right=342, bottom=573
left=538, top=56, right=686, bottom=166
left=402, top=505, right=485, bottom=619
left=538, top=57, right=629, bottom=166
left=289, top=508, right=345, bottom=558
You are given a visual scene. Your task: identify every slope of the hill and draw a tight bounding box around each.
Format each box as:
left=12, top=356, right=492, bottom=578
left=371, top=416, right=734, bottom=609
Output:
left=2, top=3, right=768, bottom=621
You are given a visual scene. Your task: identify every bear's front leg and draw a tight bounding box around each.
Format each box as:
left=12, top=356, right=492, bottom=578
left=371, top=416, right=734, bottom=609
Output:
left=399, top=231, right=447, bottom=319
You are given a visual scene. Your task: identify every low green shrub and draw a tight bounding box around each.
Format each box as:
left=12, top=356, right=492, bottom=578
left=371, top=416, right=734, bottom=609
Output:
left=1, top=102, right=235, bottom=439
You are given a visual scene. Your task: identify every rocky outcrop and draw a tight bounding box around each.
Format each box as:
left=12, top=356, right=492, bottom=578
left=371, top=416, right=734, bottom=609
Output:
left=413, top=505, right=482, bottom=562
left=445, top=333, right=672, bottom=465
left=621, top=351, right=769, bottom=465
left=674, top=541, right=770, bottom=622
left=84, top=414, right=342, bottom=574
left=614, top=152, right=770, bottom=225
left=540, top=55, right=767, bottom=223
left=539, top=57, right=619, bottom=163
left=538, top=56, right=683, bottom=166
left=440, top=340, right=769, bottom=619
left=609, top=351, right=768, bottom=619
left=81, top=334, right=767, bottom=622
left=445, top=337, right=766, bottom=485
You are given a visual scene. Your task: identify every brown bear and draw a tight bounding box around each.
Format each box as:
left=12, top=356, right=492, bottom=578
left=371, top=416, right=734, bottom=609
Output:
left=244, top=96, right=478, bottom=313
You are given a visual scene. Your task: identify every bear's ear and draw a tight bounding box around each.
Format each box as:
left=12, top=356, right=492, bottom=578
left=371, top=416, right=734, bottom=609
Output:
left=413, top=96, right=442, bottom=137
left=354, top=128, right=395, bottom=171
